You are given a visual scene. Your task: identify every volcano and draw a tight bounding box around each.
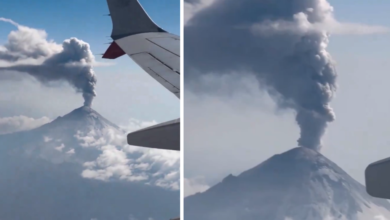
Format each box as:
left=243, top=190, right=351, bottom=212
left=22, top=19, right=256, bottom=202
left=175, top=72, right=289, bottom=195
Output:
left=0, top=106, right=179, bottom=220
left=0, top=106, right=123, bottom=163
left=184, top=147, right=390, bottom=220
left=0, top=106, right=121, bottom=141
left=39, top=105, right=121, bottom=133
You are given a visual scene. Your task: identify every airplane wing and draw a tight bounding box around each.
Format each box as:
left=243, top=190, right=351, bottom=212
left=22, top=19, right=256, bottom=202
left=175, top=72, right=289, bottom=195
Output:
left=365, top=157, right=390, bottom=199
left=103, top=0, right=180, bottom=99
left=127, top=119, right=180, bottom=151
left=103, top=0, right=180, bottom=151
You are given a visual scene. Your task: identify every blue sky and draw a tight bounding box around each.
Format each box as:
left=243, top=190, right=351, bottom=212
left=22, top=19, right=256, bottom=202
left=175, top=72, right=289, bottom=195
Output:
left=0, top=0, right=180, bottom=43
left=329, top=0, right=390, bottom=59
left=0, top=0, right=180, bottom=125
left=330, top=0, right=390, bottom=24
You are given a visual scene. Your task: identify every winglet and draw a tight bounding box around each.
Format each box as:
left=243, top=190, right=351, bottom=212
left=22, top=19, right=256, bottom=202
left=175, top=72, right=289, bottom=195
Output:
left=102, top=41, right=126, bottom=59
left=106, top=0, right=166, bottom=40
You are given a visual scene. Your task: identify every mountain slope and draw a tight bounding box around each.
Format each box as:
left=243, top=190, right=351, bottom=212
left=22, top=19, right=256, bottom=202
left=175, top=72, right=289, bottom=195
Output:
left=0, top=106, right=179, bottom=220
left=38, top=106, right=121, bottom=133
left=0, top=106, right=121, bottom=144
left=0, top=106, right=122, bottom=162
left=184, top=147, right=390, bottom=220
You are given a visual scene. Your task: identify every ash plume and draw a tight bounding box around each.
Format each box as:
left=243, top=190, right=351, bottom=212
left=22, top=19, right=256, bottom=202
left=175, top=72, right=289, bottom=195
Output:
left=0, top=18, right=97, bottom=107
left=184, top=0, right=341, bottom=151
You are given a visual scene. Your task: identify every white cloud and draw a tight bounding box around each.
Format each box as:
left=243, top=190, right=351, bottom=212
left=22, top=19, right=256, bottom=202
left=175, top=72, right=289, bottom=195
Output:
left=55, top=143, right=65, bottom=152
left=134, top=163, right=149, bottom=170
left=0, top=115, right=51, bottom=134
left=184, top=177, right=210, bottom=197
left=120, top=118, right=158, bottom=133
left=0, top=17, right=19, bottom=26
left=74, top=129, right=108, bottom=148
left=81, top=145, right=136, bottom=181
left=43, top=136, right=53, bottom=142
left=376, top=215, right=389, bottom=220
left=77, top=119, right=180, bottom=190
left=154, top=171, right=180, bottom=190
left=66, top=148, right=75, bottom=155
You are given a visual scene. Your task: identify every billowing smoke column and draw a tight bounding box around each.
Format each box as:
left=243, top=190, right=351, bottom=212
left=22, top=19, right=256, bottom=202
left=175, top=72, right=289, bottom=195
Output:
left=184, top=0, right=338, bottom=151
left=0, top=18, right=97, bottom=107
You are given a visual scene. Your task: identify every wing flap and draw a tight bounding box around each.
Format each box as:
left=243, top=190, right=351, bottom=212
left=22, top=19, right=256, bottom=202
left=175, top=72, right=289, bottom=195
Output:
left=127, top=119, right=180, bottom=151
left=131, top=52, right=180, bottom=98
left=146, top=37, right=180, bottom=57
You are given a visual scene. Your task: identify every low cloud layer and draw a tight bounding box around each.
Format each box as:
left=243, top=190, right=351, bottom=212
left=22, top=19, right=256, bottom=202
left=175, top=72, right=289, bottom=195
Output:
left=74, top=119, right=180, bottom=190
left=4, top=113, right=180, bottom=191
left=184, top=0, right=389, bottom=151
left=0, top=115, right=51, bottom=134
left=0, top=18, right=97, bottom=107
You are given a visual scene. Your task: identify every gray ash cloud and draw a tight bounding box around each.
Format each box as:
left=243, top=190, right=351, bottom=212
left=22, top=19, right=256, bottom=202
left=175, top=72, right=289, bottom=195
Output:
left=184, top=0, right=338, bottom=151
left=0, top=18, right=97, bottom=107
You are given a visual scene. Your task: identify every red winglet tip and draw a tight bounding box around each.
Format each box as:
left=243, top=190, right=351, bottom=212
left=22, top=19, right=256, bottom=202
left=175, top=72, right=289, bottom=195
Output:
left=102, top=41, right=126, bottom=59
